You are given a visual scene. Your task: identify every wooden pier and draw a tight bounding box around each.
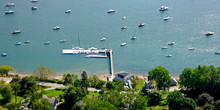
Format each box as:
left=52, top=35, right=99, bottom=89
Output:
left=106, top=48, right=115, bottom=81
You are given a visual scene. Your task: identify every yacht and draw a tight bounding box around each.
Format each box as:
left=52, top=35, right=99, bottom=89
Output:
left=53, top=26, right=60, bottom=30
left=122, top=16, right=126, bottom=19
left=12, top=30, right=21, bottom=34
left=120, top=42, right=126, bottom=46
left=167, top=42, right=175, bottom=45
left=31, top=6, right=37, bottom=10
left=107, top=9, right=115, bottom=13
left=24, top=40, right=30, bottom=43
left=31, top=0, right=38, bottom=2
left=15, top=42, right=21, bottom=45
left=162, top=46, right=168, bottom=49
left=85, top=54, right=107, bottom=58
left=1, top=53, right=7, bottom=57
left=44, top=41, right=50, bottom=45
left=138, top=23, right=145, bottom=27
left=5, top=3, right=15, bottom=7
left=100, top=38, right=106, bottom=41
left=65, top=10, right=71, bottom=13
left=5, top=10, right=14, bottom=14
left=164, top=16, right=170, bottom=20
left=188, top=47, right=195, bottom=50
left=159, top=6, right=168, bottom=11
left=121, top=26, right=127, bottom=29
left=214, top=52, right=220, bottom=55
left=165, top=54, right=172, bottom=57
left=131, top=36, right=137, bottom=40
left=205, top=32, right=214, bottom=36
left=60, top=39, right=66, bottom=43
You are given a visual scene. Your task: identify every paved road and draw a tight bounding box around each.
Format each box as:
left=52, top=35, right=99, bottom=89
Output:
left=37, top=82, right=67, bottom=90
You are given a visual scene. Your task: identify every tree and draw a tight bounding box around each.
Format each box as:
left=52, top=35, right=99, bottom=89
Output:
left=19, top=76, right=36, bottom=96
left=73, top=79, right=81, bottom=87
left=89, top=75, right=99, bottom=88
left=179, top=97, right=197, bottom=110
left=72, top=104, right=83, bottom=110
left=214, top=100, right=220, bottom=110
left=0, top=106, right=8, bottom=110
left=96, top=80, right=105, bottom=89
left=147, top=90, right=162, bottom=106
left=90, top=101, right=117, bottom=110
left=106, top=81, right=114, bottom=90
left=33, top=99, right=52, bottom=110
left=114, top=80, right=125, bottom=91
left=197, top=93, right=214, bottom=106
left=148, top=66, right=171, bottom=90
left=80, top=71, right=89, bottom=92
left=0, top=66, right=14, bottom=76
left=0, top=84, right=13, bottom=103
left=130, top=93, right=148, bottom=110
left=166, top=91, right=184, bottom=110
left=64, top=86, right=85, bottom=108
left=34, top=66, right=55, bottom=80
left=131, top=76, right=139, bottom=88
left=63, top=73, right=78, bottom=85
left=10, top=83, right=21, bottom=103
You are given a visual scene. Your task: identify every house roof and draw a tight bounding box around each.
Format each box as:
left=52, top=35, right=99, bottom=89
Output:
left=9, top=78, right=20, bottom=83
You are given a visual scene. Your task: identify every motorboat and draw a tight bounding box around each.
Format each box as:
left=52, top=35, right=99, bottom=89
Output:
left=53, top=26, right=60, bottom=30
left=167, top=42, right=175, bottom=45
left=214, top=52, right=220, bottom=55
left=122, top=16, right=126, bottom=19
left=31, top=0, right=38, bottom=2
left=12, top=30, right=21, bottom=34
left=65, top=10, right=71, bottom=13
left=72, top=47, right=84, bottom=50
left=205, top=32, right=214, bottom=36
left=85, top=54, right=107, bottom=58
left=60, top=39, right=66, bottom=43
left=165, top=55, right=172, bottom=57
left=5, top=3, right=15, bottom=7
left=131, top=36, right=137, bottom=40
left=162, top=46, right=168, bottom=49
left=5, top=10, right=14, bottom=14
left=159, top=6, right=168, bottom=11
left=31, top=6, right=37, bottom=10
left=24, top=40, right=30, bottom=43
left=120, top=42, right=126, bottom=46
left=188, top=47, right=195, bottom=50
left=107, top=9, right=115, bottom=13
left=138, top=23, right=145, bottom=27
left=100, top=38, right=106, bottom=41
left=164, top=16, right=170, bottom=20
left=121, top=26, right=127, bottom=29
left=44, top=41, right=50, bottom=45
left=15, top=42, right=21, bottom=45
left=88, top=47, right=98, bottom=50
left=1, top=53, right=7, bottom=57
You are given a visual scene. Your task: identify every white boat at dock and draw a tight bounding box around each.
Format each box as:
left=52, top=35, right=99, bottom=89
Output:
left=120, top=43, right=126, bottom=46
left=159, top=6, right=168, bottom=11
left=85, top=54, right=107, bottom=58
left=205, top=32, right=214, bottom=36
left=62, top=47, right=107, bottom=55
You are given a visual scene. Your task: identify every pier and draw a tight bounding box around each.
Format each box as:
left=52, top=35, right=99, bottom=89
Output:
left=106, top=48, right=115, bottom=81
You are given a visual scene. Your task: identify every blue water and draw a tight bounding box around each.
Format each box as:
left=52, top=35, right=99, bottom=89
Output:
left=0, top=0, right=220, bottom=76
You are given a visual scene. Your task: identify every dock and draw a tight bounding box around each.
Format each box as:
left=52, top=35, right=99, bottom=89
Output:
left=106, top=48, right=115, bottom=81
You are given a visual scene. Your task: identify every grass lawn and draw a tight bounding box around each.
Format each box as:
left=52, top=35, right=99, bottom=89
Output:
left=146, top=105, right=169, bottom=110
left=135, top=79, right=144, bottom=90
left=88, top=91, right=99, bottom=97
left=45, top=89, right=64, bottom=97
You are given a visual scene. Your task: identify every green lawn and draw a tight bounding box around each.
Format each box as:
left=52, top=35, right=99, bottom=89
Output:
left=45, top=89, right=64, bottom=97
left=135, top=79, right=144, bottom=90
left=88, top=91, right=99, bottom=97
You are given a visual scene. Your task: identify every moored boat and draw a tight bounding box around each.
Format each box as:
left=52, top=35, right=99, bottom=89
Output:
left=65, top=10, right=71, bottom=13
left=138, top=23, right=145, bottom=27
left=5, top=3, right=15, bottom=7
left=164, top=16, right=170, bottom=20
left=121, top=26, right=127, bottom=29
left=1, top=53, right=7, bottom=57
left=122, top=16, right=126, bottom=19
left=214, top=52, right=220, bottom=55
left=24, top=40, right=30, bottom=43
left=44, top=41, right=50, bottom=45
left=60, top=39, right=66, bottom=43
left=100, top=38, right=106, bottom=41
left=205, top=32, right=214, bottom=36
left=131, top=36, right=137, bottom=40
left=53, top=26, right=60, bottom=30
left=188, top=47, right=195, bottom=50
left=159, top=6, right=168, bottom=11
left=165, top=54, right=172, bottom=57
left=31, top=6, right=37, bottom=10
left=167, top=42, right=175, bottom=45
left=15, top=42, right=21, bottom=45
left=120, top=42, right=126, bottom=46
left=5, top=10, right=14, bottom=14
left=12, top=30, right=21, bottom=34
left=31, top=0, right=38, bottom=2
left=107, top=9, right=115, bottom=13
left=162, top=47, right=168, bottom=49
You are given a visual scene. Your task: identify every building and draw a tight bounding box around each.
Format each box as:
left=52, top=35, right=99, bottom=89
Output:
left=113, top=71, right=134, bottom=82
left=42, top=95, right=59, bottom=110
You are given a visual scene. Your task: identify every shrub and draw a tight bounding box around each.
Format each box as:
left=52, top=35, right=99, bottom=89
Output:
left=147, top=90, right=162, bottom=106
left=197, top=93, right=214, bottom=106
left=57, top=80, right=64, bottom=84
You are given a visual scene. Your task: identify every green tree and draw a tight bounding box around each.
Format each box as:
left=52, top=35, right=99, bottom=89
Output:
left=197, top=93, right=214, bottom=106
left=0, top=106, right=8, bottom=110
left=63, top=73, right=78, bottom=85
left=166, top=91, right=184, bottom=110
left=0, top=66, right=14, bottom=76
left=34, top=66, right=55, bottom=80
left=64, top=86, right=85, bottom=108
left=148, top=66, right=171, bottom=90
left=90, top=101, right=117, bottom=110
left=81, top=71, right=89, bottom=92
left=10, top=83, right=21, bottom=103
left=89, top=75, right=99, bottom=88
left=73, top=79, right=81, bottom=87
left=33, top=99, right=52, bottom=110
left=19, top=76, right=36, bottom=96
left=130, top=93, right=148, bottom=110
left=96, top=80, right=105, bottom=89
left=131, top=76, right=139, bottom=88
left=106, top=81, right=114, bottom=90
left=114, top=80, right=125, bottom=91
left=0, top=84, right=13, bottom=103
left=147, top=90, right=162, bottom=106
left=72, top=104, right=83, bottom=110
left=179, top=97, right=197, bottom=110
left=83, top=95, right=99, bottom=110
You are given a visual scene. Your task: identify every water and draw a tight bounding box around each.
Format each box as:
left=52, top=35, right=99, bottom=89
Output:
left=0, top=0, right=220, bottom=76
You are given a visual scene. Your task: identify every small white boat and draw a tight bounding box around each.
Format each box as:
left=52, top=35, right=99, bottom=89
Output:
left=188, top=47, right=195, bottom=50
left=162, top=46, right=168, bottom=49
left=31, top=0, right=38, bottom=2
left=164, top=16, right=170, bottom=20
left=72, top=47, right=84, bottom=50
left=88, top=47, right=98, bottom=50
left=131, top=36, right=137, bottom=40
left=15, top=42, right=21, bottom=45
left=205, top=32, right=214, bottom=36
left=24, top=40, right=30, bottom=43
left=85, top=54, right=107, bottom=58
left=139, top=23, right=145, bottom=27
left=120, top=42, right=126, bottom=46
left=60, top=39, right=66, bottom=43
left=159, top=6, right=168, bottom=11
left=100, top=38, right=106, bottom=41
left=65, top=10, right=71, bottom=13
left=31, top=6, right=37, bottom=10
left=5, top=10, right=14, bottom=14
left=122, top=16, right=126, bottom=19
left=53, top=26, right=60, bottom=30
left=167, top=42, right=175, bottom=45
left=214, top=52, right=220, bottom=55
left=121, top=26, right=127, bottom=29
left=165, top=54, right=172, bottom=57
left=44, top=41, right=50, bottom=45
left=1, top=53, right=7, bottom=57
left=107, top=9, right=115, bottom=13
left=5, top=3, right=15, bottom=7
left=12, top=30, right=21, bottom=34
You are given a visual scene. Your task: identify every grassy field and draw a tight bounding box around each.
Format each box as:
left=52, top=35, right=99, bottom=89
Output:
left=135, top=79, right=144, bottom=90
left=45, top=89, right=64, bottom=97
left=88, top=91, right=99, bottom=97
